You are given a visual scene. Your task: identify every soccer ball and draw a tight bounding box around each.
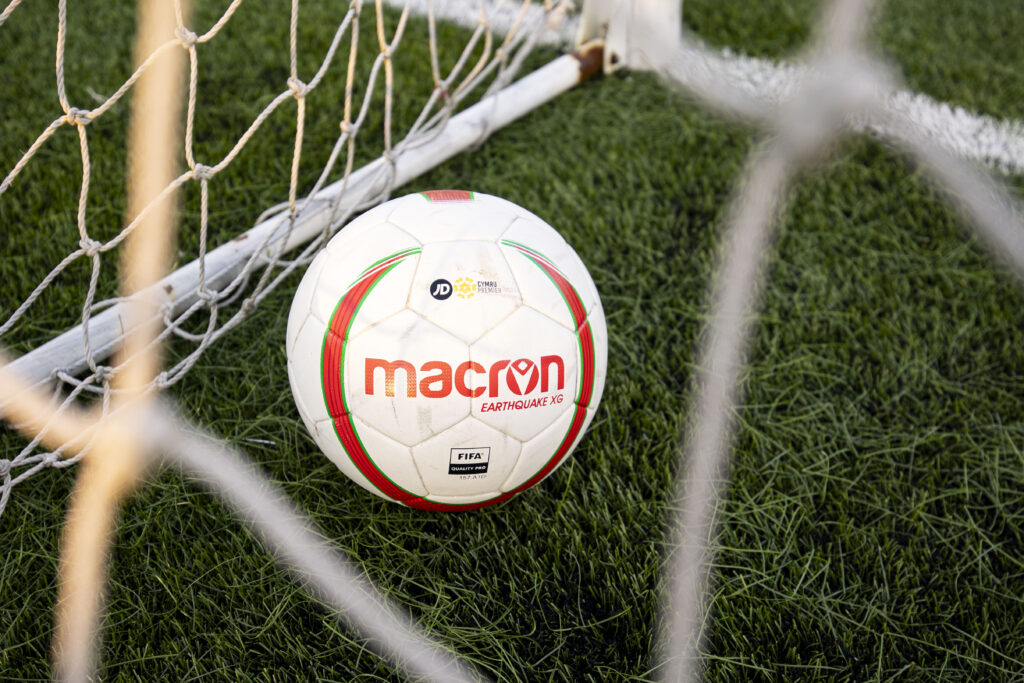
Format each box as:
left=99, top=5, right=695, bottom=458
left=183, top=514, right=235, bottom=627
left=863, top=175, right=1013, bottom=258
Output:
left=286, top=190, right=607, bottom=511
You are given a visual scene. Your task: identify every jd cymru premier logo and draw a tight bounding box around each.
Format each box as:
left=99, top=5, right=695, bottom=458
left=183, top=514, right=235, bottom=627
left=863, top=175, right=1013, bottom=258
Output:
left=429, top=276, right=503, bottom=301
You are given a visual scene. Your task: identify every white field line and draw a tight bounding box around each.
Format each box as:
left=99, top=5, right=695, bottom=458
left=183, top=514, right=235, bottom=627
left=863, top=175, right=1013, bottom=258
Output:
left=706, top=48, right=1024, bottom=176
left=389, top=0, right=1024, bottom=175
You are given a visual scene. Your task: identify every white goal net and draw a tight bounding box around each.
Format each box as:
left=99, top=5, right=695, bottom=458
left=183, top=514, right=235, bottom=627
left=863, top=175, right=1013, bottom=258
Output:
left=1, top=0, right=597, bottom=678
left=2, top=0, right=1023, bottom=680
left=0, top=0, right=590, bottom=516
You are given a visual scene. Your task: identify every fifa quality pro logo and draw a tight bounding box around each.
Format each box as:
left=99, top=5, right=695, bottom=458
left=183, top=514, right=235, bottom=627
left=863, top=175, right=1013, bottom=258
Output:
left=449, top=447, right=490, bottom=475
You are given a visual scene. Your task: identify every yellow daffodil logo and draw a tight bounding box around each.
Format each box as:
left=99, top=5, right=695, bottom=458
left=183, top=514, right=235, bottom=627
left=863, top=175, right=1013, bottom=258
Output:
left=454, top=277, right=477, bottom=299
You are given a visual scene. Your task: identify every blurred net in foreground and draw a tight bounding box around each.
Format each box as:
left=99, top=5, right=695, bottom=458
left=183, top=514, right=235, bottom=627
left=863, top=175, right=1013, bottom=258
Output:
left=2, top=0, right=1024, bottom=681
left=636, top=0, right=1024, bottom=680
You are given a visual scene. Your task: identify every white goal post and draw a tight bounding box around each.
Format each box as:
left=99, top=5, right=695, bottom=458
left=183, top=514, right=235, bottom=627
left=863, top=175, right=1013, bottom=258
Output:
left=2, top=1, right=613, bottom=389
left=6, top=46, right=603, bottom=388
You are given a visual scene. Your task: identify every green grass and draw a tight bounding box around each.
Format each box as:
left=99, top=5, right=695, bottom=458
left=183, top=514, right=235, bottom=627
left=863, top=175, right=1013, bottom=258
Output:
left=685, top=0, right=1024, bottom=121
left=3, top=0, right=1024, bottom=681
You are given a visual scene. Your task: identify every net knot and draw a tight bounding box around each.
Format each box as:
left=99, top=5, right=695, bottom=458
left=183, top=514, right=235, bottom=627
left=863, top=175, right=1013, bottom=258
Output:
left=79, top=237, right=102, bottom=257
left=93, top=365, right=112, bottom=383
left=64, top=107, right=91, bottom=127
left=176, top=26, right=198, bottom=48
left=0, top=459, right=10, bottom=477
left=287, top=76, right=309, bottom=99
left=192, top=163, right=214, bottom=181
left=339, top=120, right=355, bottom=135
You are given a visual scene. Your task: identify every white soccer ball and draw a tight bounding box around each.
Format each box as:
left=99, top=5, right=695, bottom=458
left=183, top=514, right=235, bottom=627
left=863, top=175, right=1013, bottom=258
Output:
left=286, top=190, right=607, bottom=511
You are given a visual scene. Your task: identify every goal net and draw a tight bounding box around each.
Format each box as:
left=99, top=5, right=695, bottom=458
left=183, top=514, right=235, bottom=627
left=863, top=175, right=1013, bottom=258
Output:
left=0, top=0, right=593, bottom=515
left=3, top=0, right=1024, bottom=680
left=1, top=0, right=605, bottom=677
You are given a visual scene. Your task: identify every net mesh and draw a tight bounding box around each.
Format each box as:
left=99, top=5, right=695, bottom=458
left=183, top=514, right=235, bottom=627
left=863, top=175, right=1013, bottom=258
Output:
left=2, top=0, right=1023, bottom=680
left=0, top=0, right=574, bottom=516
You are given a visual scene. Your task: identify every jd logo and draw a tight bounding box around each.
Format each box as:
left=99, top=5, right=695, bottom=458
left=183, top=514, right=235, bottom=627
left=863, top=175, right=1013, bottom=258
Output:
left=429, top=278, right=452, bottom=300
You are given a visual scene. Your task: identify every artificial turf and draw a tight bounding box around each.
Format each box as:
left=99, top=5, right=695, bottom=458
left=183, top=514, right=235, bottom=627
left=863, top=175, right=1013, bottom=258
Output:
left=2, top=0, right=1023, bottom=680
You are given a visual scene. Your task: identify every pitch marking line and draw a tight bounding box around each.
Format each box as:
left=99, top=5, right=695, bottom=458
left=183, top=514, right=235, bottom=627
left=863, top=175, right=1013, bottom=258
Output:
left=385, top=0, right=1024, bottom=175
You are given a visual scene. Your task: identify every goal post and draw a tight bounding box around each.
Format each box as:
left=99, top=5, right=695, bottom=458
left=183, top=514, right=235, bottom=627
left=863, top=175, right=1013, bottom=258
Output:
left=576, top=0, right=682, bottom=73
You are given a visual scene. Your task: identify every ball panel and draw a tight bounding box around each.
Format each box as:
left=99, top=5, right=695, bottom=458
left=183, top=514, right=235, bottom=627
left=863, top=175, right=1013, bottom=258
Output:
left=407, top=241, right=520, bottom=344
left=287, top=314, right=331, bottom=425
left=312, top=223, right=420, bottom=326
left=325, top=204, right=416, bottom=257
left=500, top=217, right=602, bottom=317
left=387, top=192, right=518, bottom=242
left=343, top=255, right=417, bottom=340
left=500, top=244, right=574, bottom=330
left=502, top=406, right=574, bottom=492
left=410, top=416, right=520, bottom=496
left=470, top=307, right=578, bottom=441
left=587, top=302, right=609, bottom=411
left=344, top=309, right=471, bottom=446
left=312, top=417, right=388, bottom=500
left=345, top=415, right=429, bottom=497
left=500, top=403, right=595, bottom=493
left=499, top=216, right=573, bottom=267
left=287, top=249, right=327, bottom=351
